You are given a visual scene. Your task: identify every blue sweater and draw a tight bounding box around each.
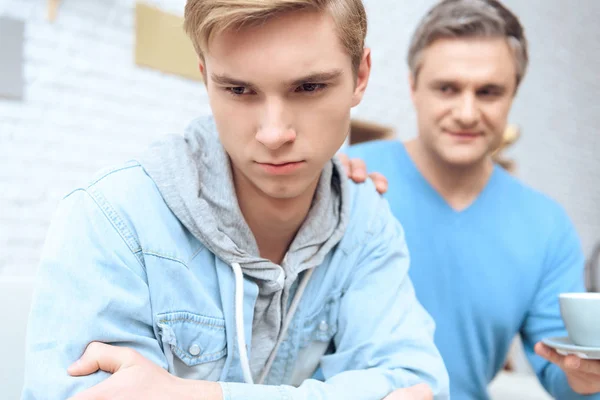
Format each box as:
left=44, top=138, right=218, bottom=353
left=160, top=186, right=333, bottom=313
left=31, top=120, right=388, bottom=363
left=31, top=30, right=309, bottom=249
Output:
left=347, top=140, right=596, bottom=400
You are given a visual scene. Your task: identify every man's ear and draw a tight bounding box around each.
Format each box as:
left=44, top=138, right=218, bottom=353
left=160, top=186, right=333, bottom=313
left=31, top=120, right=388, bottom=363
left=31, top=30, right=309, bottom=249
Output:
left=408, top=72, right=417, bottom=105
left=351, top=48, right=372, bottom=107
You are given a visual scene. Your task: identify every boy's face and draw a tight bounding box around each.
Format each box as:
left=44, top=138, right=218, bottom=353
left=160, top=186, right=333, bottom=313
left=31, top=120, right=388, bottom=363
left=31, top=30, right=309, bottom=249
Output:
left=201, top=10, right=370, bottom=200
left=410, top=37, right=517, bottom=167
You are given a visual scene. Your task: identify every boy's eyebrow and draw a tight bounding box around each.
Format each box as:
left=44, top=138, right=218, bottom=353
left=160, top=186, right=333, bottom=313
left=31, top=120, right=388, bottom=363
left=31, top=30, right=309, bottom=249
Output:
left=210, top=74, right=254, bottom=87
left=210, top=69, right=344, bottom=88
left=288, top=69, right=343, bottom=86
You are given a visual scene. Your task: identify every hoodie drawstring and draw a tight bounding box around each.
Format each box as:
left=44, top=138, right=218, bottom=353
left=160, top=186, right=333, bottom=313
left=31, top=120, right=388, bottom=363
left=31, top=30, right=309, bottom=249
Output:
left=231, top=262, right=254, bottom=384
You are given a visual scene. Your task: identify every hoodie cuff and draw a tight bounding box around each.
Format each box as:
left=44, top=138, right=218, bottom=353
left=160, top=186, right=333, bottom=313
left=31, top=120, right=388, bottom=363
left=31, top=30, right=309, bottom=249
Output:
left=219, top=382, right=292, bottom=400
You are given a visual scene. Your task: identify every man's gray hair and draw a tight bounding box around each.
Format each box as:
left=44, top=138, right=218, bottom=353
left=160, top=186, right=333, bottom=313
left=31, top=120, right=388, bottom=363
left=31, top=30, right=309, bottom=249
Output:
left=408, top=0, right=528, bottom=89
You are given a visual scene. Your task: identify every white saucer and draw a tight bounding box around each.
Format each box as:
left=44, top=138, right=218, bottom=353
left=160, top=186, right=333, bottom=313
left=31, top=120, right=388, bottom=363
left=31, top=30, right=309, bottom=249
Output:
left=542, top=336, right=600, bottom=359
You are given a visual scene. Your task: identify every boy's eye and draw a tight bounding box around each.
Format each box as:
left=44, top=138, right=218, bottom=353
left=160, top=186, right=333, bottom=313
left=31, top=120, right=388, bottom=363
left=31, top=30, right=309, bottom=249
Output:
left=295, top=83, right=326, bottom=93
left=227, top=87, right=251, bottom=95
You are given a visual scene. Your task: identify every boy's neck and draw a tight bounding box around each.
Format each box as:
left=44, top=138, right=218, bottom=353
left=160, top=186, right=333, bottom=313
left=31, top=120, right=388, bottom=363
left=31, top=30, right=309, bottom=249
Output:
left=405, top=138, right=494, bottom=211
left=232, top=165, right=320, bottom=265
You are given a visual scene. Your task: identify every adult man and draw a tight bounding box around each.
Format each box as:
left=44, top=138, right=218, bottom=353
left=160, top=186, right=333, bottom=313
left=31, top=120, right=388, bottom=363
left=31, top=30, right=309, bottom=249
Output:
left=345, top=0, right=600, bottom=398
left=21, top=1, right=448, bottom=399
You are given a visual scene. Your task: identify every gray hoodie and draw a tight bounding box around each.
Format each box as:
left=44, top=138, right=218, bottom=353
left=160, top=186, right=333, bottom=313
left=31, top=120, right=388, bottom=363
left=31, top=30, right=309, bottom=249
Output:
left=139, top=116, right=349, bottom=381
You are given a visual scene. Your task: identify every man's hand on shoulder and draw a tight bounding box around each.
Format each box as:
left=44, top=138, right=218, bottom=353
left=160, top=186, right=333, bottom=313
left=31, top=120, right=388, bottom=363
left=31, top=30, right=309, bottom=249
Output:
left=67, top=342, right=222, bottom=400
left=337, top=153, right=388, bottom=194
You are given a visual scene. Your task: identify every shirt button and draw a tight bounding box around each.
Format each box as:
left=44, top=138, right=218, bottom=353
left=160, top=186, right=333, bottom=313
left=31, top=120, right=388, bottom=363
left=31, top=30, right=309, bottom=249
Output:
left=319, top=320, right=329, bottom=332
left=189, top=344, right=201, bottom=356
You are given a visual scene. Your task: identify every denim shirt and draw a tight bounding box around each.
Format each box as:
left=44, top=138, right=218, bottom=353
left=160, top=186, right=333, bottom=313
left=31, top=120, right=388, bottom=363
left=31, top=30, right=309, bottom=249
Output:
left=22, top=162, right=450, bottom=399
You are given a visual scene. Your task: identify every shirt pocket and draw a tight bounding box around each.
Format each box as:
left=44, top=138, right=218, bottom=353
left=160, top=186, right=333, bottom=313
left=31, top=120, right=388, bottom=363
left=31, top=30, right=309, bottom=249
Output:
left=300, top=296, right=340, bottom=347
left=156, top=311, right=227, bottom=381
left=288, top=297, right=340, bottom=385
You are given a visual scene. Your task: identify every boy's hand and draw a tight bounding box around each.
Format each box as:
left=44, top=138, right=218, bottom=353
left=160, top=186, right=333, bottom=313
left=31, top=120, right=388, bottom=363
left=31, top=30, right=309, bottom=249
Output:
left=383, top=383, right=433, bottom=400
left=67, top=342, right=222, bottom=400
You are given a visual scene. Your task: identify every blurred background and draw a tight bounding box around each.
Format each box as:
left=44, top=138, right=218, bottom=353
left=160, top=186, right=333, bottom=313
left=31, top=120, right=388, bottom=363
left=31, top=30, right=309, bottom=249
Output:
left=0, top=0, right=598, bottom=398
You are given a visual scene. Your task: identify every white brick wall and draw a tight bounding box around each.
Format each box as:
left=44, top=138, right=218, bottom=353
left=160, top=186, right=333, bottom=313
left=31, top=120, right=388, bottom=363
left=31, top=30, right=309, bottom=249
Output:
left=0, top=0, right=209, bottom=275
left=1, top=0, right=599, bottom=277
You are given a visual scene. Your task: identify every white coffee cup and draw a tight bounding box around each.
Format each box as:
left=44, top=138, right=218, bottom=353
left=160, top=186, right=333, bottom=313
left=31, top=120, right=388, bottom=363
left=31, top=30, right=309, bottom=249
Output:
left=559, top=292, right=600, bottom=347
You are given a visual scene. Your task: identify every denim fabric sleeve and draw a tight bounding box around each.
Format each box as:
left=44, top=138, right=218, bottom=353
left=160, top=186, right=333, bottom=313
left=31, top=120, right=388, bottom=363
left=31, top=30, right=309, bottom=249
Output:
left=520, top=209, right=600, bottom=399
left=21, top=189, right=168, bottom=400
left=220, top=198, right=450, bottom=400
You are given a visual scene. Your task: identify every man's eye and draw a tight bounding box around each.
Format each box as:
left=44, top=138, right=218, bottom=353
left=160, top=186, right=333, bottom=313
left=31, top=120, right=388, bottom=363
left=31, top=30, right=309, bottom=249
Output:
left=439, top=85, right=455, bottom=94
left=478, top=89, right=501, bottom=97
left=295, top=83, right=326, bottom=93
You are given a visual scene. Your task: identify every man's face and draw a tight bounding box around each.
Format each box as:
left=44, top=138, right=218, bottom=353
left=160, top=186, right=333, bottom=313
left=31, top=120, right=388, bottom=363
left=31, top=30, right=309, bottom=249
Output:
left=201, top=10, right=370, bottom=200
left=410, top=37, right=517, bottom=167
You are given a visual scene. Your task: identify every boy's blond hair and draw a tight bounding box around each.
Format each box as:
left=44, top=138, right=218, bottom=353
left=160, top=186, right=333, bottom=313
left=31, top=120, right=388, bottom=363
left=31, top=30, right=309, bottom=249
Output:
left=184, top=0, right=367, bottom=74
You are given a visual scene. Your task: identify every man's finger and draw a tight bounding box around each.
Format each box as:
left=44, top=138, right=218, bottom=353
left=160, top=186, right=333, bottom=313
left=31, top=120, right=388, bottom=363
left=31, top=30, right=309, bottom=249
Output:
left=535, top=342, right=566, bottom=368
left=572, top=358, right=600, bottom=375
left=536, top=343, right=600, bottom=375
left=337, top=153, right=351, bottom=176
left=563, top=354, right=582, bottom=370
left=368, top=172, right=388, bottom=194
left=68, top=342, right=131, bottom=376
left=349, top=158, right=367, bottom=181
left=534, top=343, right=600, bottom=377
